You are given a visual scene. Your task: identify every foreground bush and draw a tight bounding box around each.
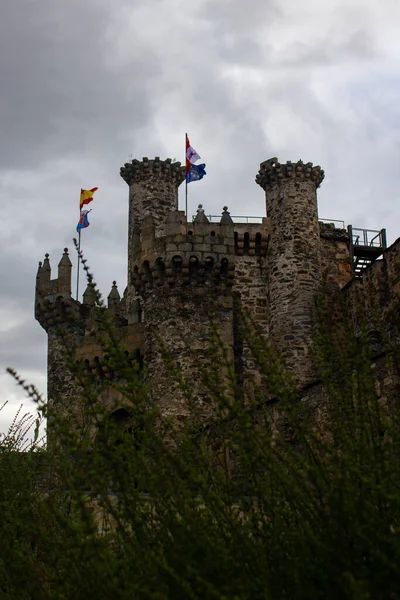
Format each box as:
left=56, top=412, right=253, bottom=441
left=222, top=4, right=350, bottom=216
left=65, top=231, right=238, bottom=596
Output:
left=2, top=274, right=400, bottom=600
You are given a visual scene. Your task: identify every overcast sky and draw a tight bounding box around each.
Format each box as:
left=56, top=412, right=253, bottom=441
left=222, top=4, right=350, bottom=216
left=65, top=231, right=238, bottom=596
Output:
left=1, top=0, right=399, bottom=435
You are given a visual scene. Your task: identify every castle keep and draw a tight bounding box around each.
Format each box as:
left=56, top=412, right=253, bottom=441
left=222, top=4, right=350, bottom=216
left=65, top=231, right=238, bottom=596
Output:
left=35, top=156, right=400, bottom=442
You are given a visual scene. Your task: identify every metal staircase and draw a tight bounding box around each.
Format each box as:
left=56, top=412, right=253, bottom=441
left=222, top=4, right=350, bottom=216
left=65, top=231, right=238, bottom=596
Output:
left=348, top=225, right=387, bottom=279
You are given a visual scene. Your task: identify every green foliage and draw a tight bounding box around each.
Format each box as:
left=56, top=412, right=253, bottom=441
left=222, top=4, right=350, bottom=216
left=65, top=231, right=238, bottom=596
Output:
left=2, top=266, right=400, bottom=599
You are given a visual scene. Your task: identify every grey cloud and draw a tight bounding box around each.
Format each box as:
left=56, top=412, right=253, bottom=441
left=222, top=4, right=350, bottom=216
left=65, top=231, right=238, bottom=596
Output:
left=0, top=322, right=46, bottom=374
left=0, top=0, right=160, bottom=172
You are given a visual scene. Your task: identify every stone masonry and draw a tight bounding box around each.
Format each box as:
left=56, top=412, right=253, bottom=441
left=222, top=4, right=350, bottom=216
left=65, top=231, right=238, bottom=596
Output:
left=34, top=155, right=400, bottom=445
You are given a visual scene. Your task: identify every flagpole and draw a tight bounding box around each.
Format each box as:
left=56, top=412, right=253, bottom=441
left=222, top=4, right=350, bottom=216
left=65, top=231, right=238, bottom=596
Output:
left=76, top=228, right=81, bottom=301
left=185, top=132, right=188, bottom=236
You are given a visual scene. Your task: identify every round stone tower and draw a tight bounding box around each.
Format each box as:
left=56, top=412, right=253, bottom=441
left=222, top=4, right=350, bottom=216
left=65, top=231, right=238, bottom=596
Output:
left=120, top=157, right=186, bottom=284
left=256, top=158, right=325, bottom=385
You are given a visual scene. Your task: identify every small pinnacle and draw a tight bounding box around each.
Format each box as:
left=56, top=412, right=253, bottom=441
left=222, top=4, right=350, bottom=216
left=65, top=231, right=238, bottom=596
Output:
left=38, top=261, right=42, bottom=268
left=83, top=283, right=96, bottom=306
left=220, top=206, right=234, bottom=226
left=59, top=247, right=72, bottom=268
left=45, top=253, right=49, bottom=259
left=194, top=204, right=209, bottom=224
left=108, top=281, right=121, bottom=304
left=41, top=253, right=51, bottom=271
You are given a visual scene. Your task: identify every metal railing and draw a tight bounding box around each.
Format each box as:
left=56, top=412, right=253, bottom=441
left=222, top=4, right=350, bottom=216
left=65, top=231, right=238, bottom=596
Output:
left=191, top=215, right=347, bottom=227
left=349, top=227, right=387, bottom=248
left=192, top=215, right=263, bottom=224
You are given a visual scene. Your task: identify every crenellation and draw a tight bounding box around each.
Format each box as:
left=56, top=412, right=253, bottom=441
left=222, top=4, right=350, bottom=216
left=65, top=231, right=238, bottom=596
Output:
left=36, top=249, right=73, bottom=302
left=256, top=158, right=325, bottom=189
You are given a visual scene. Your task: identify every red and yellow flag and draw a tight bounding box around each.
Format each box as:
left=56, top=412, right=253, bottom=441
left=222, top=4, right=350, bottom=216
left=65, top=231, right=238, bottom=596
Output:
left=80, top=187, right=98, bottom=210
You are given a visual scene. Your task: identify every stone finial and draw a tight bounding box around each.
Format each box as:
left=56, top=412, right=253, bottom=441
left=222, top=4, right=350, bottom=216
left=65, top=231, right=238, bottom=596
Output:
left=107, top=281, right=121, bottom=310
left=194, top=204, right=210, bottom=224
left=220, top=206, right=234, bottom=225
left=82, top=283, right=96, bottom=306
left=36, top=253, right=51, bottom=290
left=58, top=248, right=72, bottom=268
left=120, top=157, right=186, bottom=186
left=42, top=253, right=51, bottom=273
left=256, top=158, right=325, bottom=189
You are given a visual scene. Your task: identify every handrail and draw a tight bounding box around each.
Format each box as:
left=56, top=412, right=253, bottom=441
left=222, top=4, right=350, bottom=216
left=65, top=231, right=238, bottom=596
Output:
left=192, top=215, right=263, bottom=223
left=351, top=227, right=385, bottom=248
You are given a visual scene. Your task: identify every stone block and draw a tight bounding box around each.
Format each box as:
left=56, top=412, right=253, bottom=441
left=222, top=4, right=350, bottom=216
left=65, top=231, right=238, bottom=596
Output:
left=212, top=245, right=228, bottom=254
left=178, top=243, right=194, bottom=252
left=195, top=243, right=212, bottom=252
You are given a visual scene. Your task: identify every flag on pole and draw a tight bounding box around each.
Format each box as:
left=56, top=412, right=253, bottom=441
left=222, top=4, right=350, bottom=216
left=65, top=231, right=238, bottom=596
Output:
left=80, top=187, right=98, bottom=210
left=186, top=137, right=201, bottom=165
left=185, top=135, right=206, bottom=183
left=76, top=209, right=91, bottom=232
left=186, top=163, right=206, bottom=183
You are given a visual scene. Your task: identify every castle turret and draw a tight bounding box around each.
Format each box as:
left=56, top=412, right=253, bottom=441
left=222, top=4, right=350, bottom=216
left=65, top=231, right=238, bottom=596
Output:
left=120, top=157, right=186, bottom=286
left=256, top=158, right=325, bottom=385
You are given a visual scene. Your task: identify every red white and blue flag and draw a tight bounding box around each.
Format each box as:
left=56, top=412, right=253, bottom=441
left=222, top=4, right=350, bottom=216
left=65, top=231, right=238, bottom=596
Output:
left=186, top=135, right=206, bottom=183
left=76, top=209, right=91, bottom=232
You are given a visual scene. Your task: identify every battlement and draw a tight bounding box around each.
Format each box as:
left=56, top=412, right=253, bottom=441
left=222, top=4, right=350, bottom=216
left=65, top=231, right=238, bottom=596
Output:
left=120, top=157, right=185, bottom=186
left=256, top=158, right=325, bottom=189
left=132, top=256, right=235, bottom=292
left=319, top=221, right=348, bottom=241
left=35, top=248, right=127, bottom=332
left=36, top=249, right=72, bottom=301
left=130, top=207, right=238, bottom=292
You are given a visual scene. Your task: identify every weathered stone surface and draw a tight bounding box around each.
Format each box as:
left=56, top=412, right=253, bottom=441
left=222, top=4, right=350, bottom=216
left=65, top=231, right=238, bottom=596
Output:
left=257, top=163, right=323, bottom=385
left=34, top=153, right=399, bottom=447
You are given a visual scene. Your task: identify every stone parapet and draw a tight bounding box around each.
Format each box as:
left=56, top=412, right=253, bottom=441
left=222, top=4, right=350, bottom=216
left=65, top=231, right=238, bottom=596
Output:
left=131, top=208, right=236, bottom=291
left=35, top=296, right=81, bottom=332
left=120, top=157, right=185, bottom=186
left=132, top=256, right=235, bottom=291
left=319, top=222, right=348, bottom=241
left=256, top=158, right=324, bottom=189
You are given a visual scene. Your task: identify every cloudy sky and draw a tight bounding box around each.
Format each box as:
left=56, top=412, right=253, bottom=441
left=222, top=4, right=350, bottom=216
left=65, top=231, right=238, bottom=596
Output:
left=1, top=0, right=399, bottom=435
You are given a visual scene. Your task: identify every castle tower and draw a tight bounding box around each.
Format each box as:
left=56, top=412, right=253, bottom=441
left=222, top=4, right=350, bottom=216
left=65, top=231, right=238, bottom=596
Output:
left=120, top=157, right=186, bottom=286
left=256, top=159, right=325, bottom=385
left=120, top=156, right=237, bottom=425
left=35, top=249, right=82, bottom=445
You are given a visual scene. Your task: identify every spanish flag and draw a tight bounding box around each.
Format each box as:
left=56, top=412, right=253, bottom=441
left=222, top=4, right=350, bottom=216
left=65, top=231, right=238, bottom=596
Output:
left=80, top=187, right=98, bottom=210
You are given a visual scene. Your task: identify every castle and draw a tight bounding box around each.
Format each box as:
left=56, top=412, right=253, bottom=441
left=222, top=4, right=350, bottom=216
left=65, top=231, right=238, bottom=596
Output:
left=35, top=156, right=400, bottom=443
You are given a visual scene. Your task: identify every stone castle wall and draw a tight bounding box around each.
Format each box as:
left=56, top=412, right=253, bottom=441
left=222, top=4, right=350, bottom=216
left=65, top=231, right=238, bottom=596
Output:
left=319, top=223, right=352, bottom=288
left=35, top=154, right=399, bottom=446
